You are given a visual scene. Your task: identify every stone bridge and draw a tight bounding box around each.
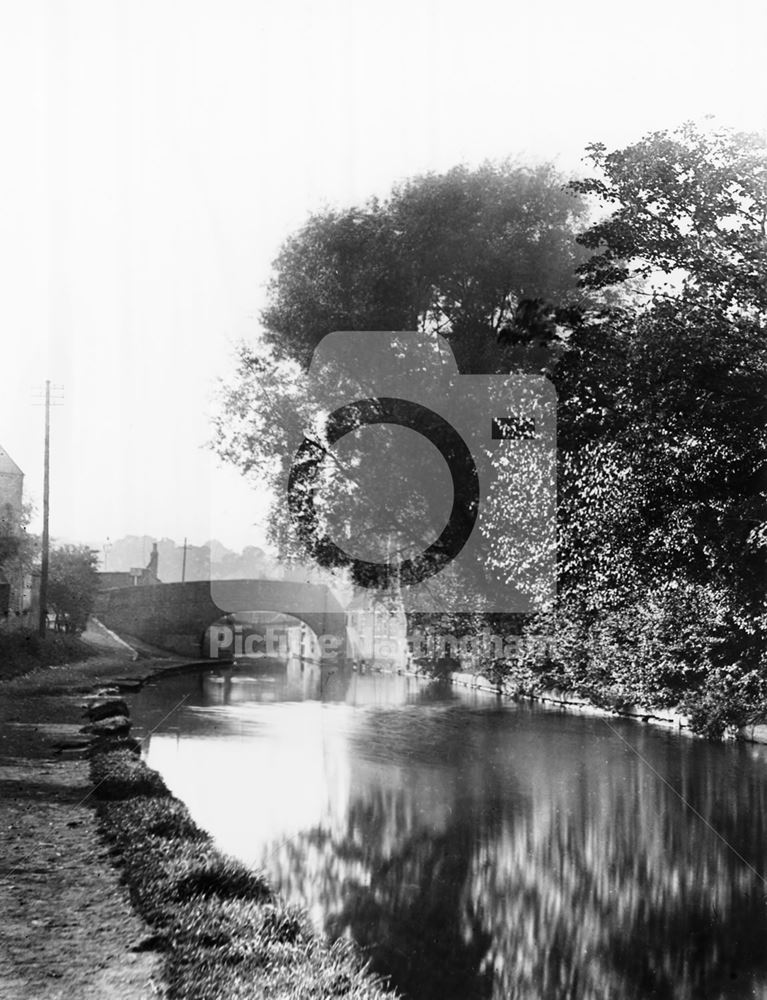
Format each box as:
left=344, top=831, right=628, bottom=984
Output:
left=94, top=579, right=348, bottom=658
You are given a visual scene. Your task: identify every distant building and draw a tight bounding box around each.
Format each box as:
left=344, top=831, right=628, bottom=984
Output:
left=0, top=443, right=23, bottom=535
left=97, top=541, right=162, bottom=590
left=0, top=443, right=26, bottom=619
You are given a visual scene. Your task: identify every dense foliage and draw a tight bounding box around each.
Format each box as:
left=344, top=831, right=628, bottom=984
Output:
left=516, top=123, right=767, bottom=737
left=216, top=123, right=766, bottom=738
left=262, top=160, right=589, bottom=373
left=217, top=162, right=584, bottom=576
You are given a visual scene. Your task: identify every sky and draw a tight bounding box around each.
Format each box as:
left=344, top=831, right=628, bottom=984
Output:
left=0, top=0, right=765, bottom=559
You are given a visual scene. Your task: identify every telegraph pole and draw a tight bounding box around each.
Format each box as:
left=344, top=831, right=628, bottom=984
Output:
left=181, top=537, right=188, bottom=583
left=38, top=380, right=51, bottom=637
left=32, top=380, right=63, bottom=637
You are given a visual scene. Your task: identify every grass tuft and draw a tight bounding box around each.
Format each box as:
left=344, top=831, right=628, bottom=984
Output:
left=92, top=746, right=398, bottom=999
left=98, top=796, right=210, bottom=844
left=91, top=748, right=169, bottom=800
left=175, top=858, right=272, bottom=903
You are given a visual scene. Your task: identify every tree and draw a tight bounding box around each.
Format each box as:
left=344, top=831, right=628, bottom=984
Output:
left=47, top=544, right=99, bottom=634
left=215, top=124, right=766, bottom=730
left=559, top=123, right=767, bottom=607
left=262, top=160, right=589, bottom=373
left=216, top=161, right=587, bottom=612
left=569, top=121, right=767, bottom=314
left=529, top=123, right=767, bottom=733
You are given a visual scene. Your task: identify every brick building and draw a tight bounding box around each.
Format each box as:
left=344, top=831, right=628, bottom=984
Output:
left=0, top=443, right=25, bottom=617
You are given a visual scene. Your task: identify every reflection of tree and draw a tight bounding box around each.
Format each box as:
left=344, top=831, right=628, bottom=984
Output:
left=462, top=738, right=767, bottom=1000
left=257, top=710, right=516, bottom=1000
left=329, top=820, right=493, bottom=1000
left=266, top=786, right=497, bottom=1000
left=259, top=716, right=767, bottom=1000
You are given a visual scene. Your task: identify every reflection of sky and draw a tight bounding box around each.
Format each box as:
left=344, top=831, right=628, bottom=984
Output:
left=138, top=671, right=767, bottom=1000
left=144, top=666, right=444, bottom=864
left=148, top=702, right=352, bottom=861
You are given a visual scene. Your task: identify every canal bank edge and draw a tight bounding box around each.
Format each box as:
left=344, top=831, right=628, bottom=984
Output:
left=403, top=667, right=767, bottom=745
left=1, top=652, right=398, bottom=1000
left=86, top=682, right=398, bottom=999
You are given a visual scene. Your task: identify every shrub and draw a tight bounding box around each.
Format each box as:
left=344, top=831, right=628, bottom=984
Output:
left=496, top=583, right=766, bottom=739
left=682, top=666, right=767, bottom=740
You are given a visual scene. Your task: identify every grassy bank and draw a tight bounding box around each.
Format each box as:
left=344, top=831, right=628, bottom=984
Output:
left=91, top=745, right=397, bottom=1000
left=0, top=627, right=97, bottom=680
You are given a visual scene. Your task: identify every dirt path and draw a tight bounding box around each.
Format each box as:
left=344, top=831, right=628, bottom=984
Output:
left=0, top=652, right=178, bottom=1000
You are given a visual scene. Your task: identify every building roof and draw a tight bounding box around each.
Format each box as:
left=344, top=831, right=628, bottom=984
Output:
left=96, top=571, right=135, bottom=590
left=0, top=444, right=23, bottom=477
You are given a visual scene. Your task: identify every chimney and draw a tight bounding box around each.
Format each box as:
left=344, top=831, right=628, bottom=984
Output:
left=148, top=542, right=159, bottom=580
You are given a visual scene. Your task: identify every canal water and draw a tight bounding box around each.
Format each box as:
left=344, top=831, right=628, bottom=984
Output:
left=130, top=659, right=767, bottom=1000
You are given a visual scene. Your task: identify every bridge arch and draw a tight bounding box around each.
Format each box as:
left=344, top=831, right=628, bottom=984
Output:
left=95, top=579, right=348, bottom=659
left=201, top=610, right=325, bottom=661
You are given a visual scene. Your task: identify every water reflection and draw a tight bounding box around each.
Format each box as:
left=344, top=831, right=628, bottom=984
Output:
left=132, top=662, right=767, bottom=1000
